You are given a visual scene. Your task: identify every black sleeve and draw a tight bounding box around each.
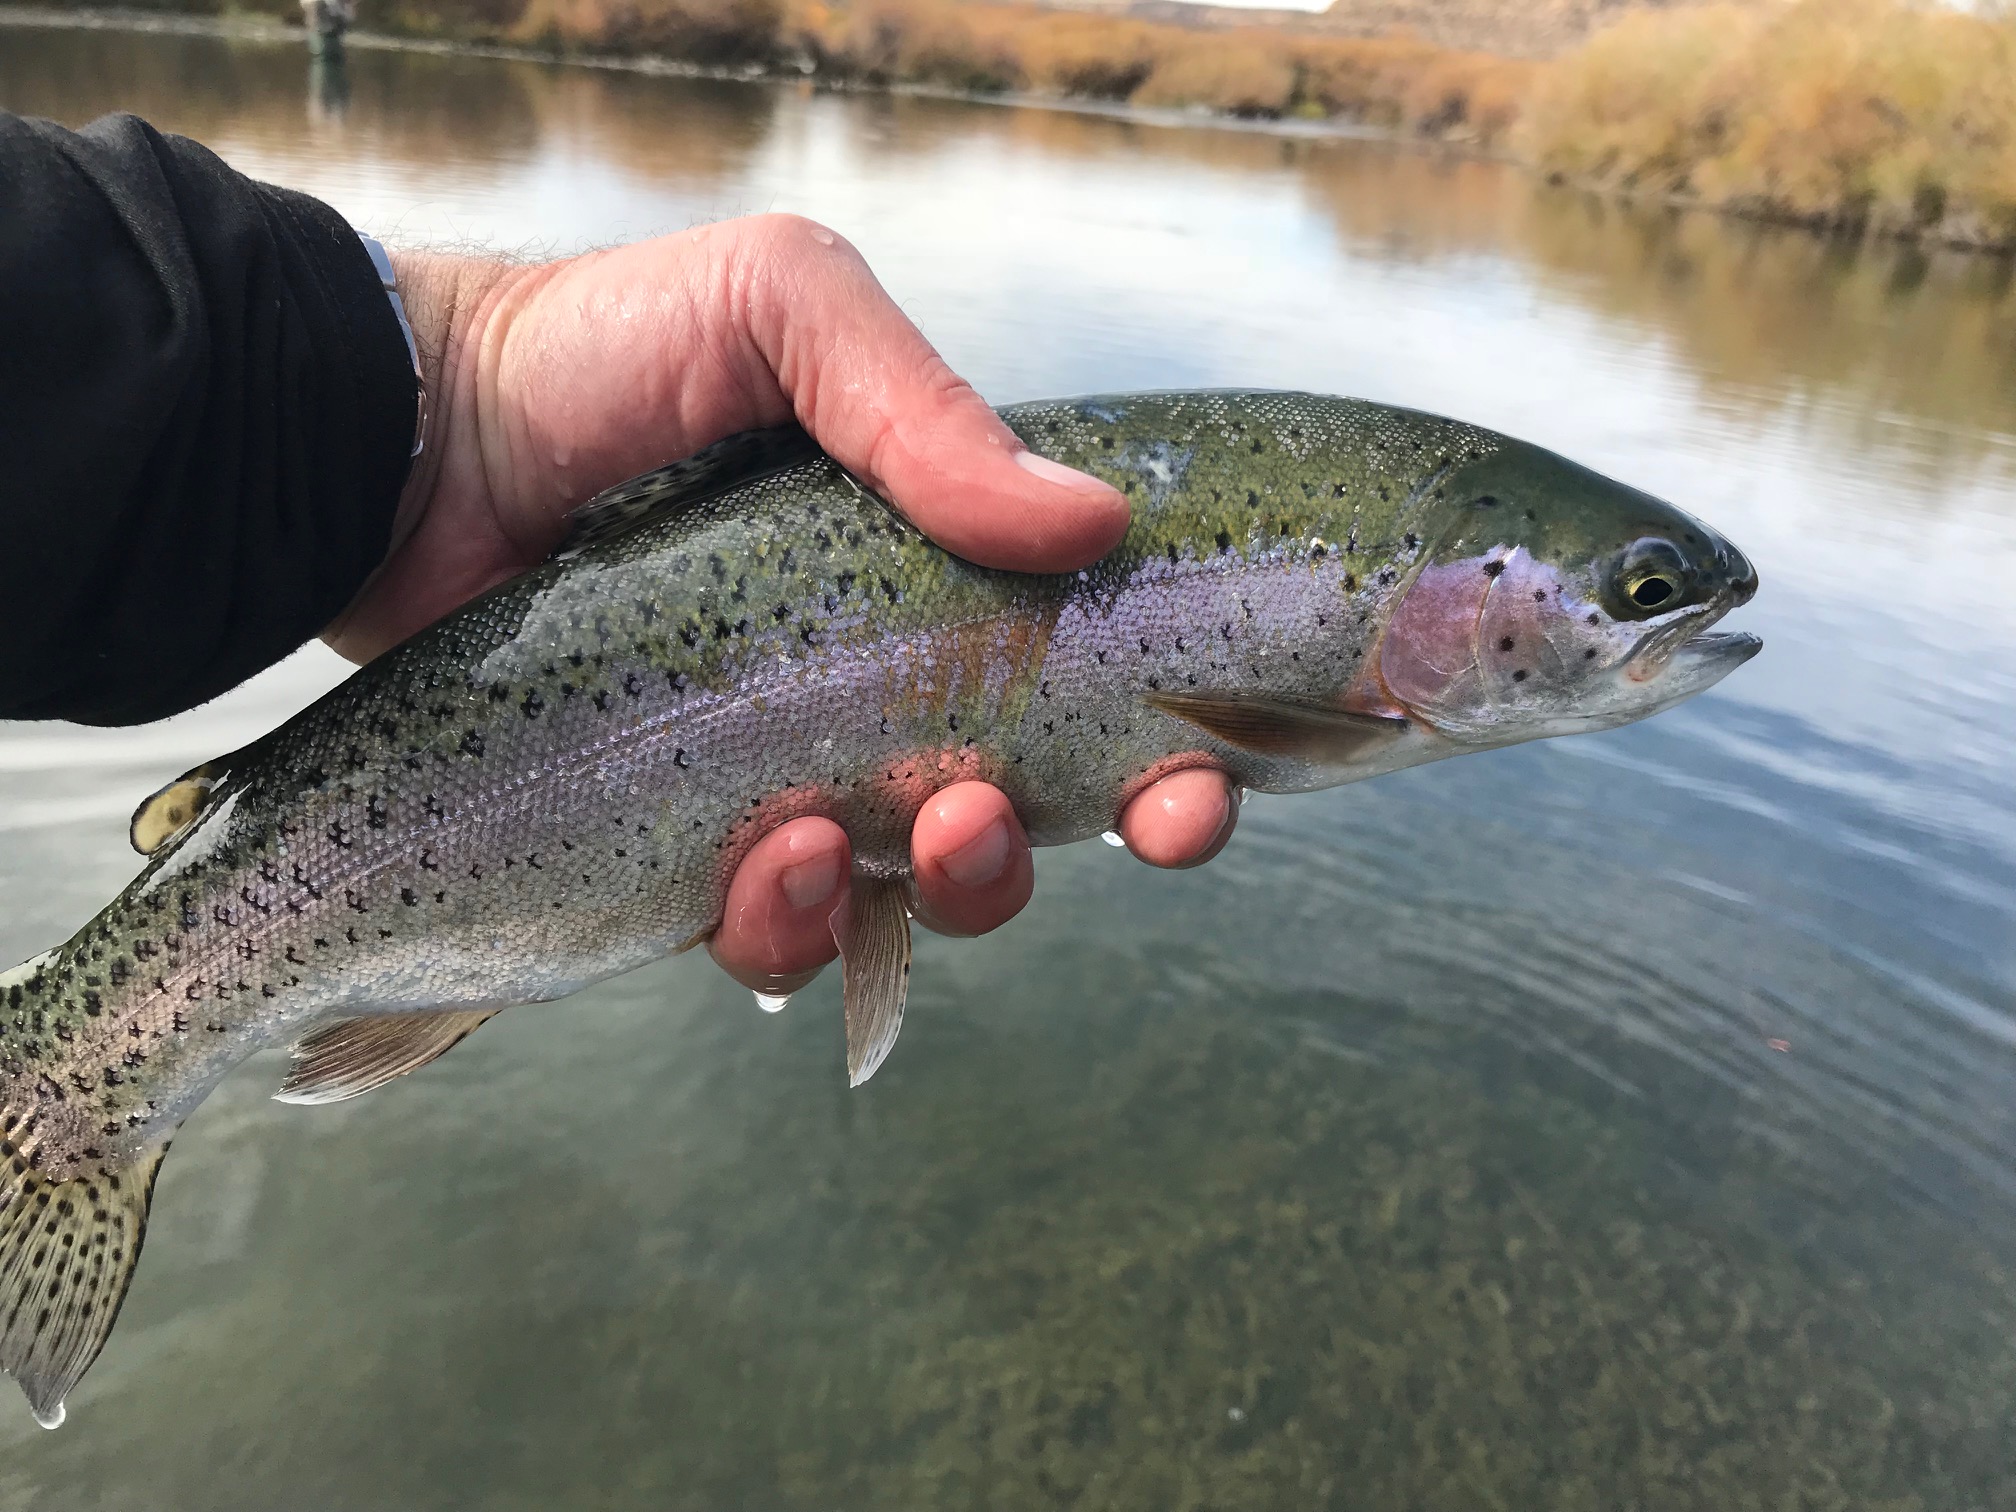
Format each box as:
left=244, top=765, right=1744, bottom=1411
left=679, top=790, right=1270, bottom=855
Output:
left=0, top=112, right=418, bottom=727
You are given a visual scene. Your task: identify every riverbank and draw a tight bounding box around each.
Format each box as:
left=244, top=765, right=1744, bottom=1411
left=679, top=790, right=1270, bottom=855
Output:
left=4, top=0, right=2012, bottom=252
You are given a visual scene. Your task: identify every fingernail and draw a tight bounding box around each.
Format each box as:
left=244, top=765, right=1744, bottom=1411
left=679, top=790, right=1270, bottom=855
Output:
left=779, top=850, right=843, bottom=910
left=940, top=816, right=1011, bottom=888
left=1015, top=449, right=1112, bottom=493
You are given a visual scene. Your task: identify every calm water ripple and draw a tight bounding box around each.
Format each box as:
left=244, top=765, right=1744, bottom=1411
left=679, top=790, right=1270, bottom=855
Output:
left=3, top=18, right=2015, bottom=1509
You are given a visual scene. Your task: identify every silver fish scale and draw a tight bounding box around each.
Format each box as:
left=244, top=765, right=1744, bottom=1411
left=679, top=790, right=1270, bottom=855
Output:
left=7, top=392, right=1500, bottom=1161
left=0, top=390, right=1772, bottom=1429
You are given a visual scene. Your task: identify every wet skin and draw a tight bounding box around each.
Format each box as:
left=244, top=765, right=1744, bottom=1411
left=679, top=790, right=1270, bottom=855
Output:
left=347, top=216, right=1237, bottom=996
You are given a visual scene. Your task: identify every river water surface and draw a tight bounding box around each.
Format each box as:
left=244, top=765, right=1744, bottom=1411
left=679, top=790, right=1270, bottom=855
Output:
left=3, top=19, right=2015, bottom=1510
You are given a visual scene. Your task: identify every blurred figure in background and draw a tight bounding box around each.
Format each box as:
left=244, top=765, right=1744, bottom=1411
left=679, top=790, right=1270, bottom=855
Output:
left=301, top=0, right=354, bottom=54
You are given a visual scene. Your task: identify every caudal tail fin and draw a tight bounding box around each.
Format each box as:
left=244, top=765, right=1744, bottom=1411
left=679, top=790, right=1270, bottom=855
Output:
left=0, top=1121, right=166, bottom=1428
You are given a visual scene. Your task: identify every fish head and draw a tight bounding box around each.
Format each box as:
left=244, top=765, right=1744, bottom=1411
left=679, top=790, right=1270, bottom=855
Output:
left=1375, top=442, right=1760, bottom=747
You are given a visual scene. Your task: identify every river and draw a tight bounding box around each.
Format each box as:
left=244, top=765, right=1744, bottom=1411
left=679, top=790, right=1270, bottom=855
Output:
left=2, top=18, right=2014, bottom=1509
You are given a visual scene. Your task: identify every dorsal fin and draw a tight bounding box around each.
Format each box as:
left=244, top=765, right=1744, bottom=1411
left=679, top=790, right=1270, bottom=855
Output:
left=129, top=762, right=227, bottom=856
left=273, top=1009, right=498, bottom=1105
left=555, top=425, right=827, bottom=558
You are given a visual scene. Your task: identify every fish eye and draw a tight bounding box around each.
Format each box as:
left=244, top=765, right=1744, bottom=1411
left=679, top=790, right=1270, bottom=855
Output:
left=1632, top=576, right=1676, bottom=608
left=1614, top=539, right=1691, bottom=618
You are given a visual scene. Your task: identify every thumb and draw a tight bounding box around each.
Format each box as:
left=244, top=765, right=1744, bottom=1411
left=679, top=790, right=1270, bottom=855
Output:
left=735, top=216, right=1130, bottom=574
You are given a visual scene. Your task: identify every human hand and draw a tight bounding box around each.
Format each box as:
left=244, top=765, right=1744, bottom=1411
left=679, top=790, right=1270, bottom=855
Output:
left=330, top=215, right=1237, bottom=992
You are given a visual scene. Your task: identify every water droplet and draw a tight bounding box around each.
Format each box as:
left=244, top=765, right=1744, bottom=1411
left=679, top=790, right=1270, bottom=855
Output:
left=1234, top=786, right=1250, bottom=807
left=32, top=1399, right=64, bottom=1430
left=1100, top=831, right=1126, bottom=848
left=754, top=991, right=791, bottom=1014
left=810, top=227, right=835, bottom=246
left=1226, top=1406, right=1246, bottom=1423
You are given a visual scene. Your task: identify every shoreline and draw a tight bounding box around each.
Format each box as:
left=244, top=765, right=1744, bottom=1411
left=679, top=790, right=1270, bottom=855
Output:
left=0, top=4, right=1440, bottom=151
left=3, top=3, right=2009, bottom=258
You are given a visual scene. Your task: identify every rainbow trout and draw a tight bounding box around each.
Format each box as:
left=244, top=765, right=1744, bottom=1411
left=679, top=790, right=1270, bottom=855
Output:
left=0, top=392, right=1758, bottom=1424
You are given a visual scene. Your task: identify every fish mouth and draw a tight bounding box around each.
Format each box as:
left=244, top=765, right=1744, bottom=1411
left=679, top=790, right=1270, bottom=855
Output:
left=1669, top=629, right=1763, bottom=676
left=1623, top=595, right=1762, bottom=695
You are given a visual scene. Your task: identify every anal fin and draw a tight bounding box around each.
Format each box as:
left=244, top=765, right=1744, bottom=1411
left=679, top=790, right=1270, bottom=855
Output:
left=275, top=1009, right=498, bottom=1106
left=830, top=877, right=913, bottom=1088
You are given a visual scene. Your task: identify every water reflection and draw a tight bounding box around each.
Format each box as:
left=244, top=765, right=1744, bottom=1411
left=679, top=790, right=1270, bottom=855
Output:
left=8, top=20, right=2014, bottom=471
left=306, top=47, right=349, bottom=128
left=1, top=18, right=2014, bottom=1509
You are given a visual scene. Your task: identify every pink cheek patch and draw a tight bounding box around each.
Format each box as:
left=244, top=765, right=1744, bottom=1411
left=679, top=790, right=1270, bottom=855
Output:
left=1476, top=549, right=1568, bottom=688
left=1379, top=553, right=1500, bottom=714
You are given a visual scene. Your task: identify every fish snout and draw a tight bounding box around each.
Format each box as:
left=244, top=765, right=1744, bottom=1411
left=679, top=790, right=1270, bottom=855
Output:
left=1719, top=541, right=1759, bottom=607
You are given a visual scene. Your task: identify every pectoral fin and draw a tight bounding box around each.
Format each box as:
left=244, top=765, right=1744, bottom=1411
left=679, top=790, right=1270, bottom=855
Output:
left=830, top=876, right=912, bottom=1088
left=1143, top=689, right=1408, bottom=763
left=274, top=1009, right=498, bottom=1105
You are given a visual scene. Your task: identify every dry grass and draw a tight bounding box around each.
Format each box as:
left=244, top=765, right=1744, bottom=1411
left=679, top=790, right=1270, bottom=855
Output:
left=486, top=0, right=1535, bottom=143
left=1519, top=0, right=2016, bottom=247
left=306, top=0, right=2015, bottom=248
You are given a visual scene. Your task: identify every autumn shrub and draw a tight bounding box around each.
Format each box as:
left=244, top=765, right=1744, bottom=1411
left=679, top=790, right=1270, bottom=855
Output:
left=1521, top=0, right=2016, bottom=244
left=280, top=0, right=2016, bottom=247
left=1132, top=31, right=1295, bottom=117
left=1008, top=11, right=1158, bottom=100
left=1296, top=33, right=1531, bottom=140
left=511, top=0, right=783, bottom=58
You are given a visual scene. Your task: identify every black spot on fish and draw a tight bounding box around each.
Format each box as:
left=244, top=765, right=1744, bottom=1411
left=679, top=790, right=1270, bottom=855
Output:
left=522, top=690, right=545, bottom=719
left=461, top=730, right=486, bottom=758
left=1584, top=648, right=1599, bottom=659
left=401, top=888, right=419, bottom=907
left=625, top=672, right=644, bottom=698
left=1483, top=561, right=1506, bottom=578
left=1473, top=495, right=1500, bottom=508
left=1499, top=637, right=1515, bottom=652
left=1534, top=590, right=1547, bottom=602
left=1586, top=612, right=1601, bottom=626
left=1216, top=530, right=1233, bottom=553
left=1512, top=670, right=1529, bottom=682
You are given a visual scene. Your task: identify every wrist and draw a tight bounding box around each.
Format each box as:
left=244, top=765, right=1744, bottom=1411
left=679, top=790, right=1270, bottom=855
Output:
left=383, top=249, right=529, bottom=558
